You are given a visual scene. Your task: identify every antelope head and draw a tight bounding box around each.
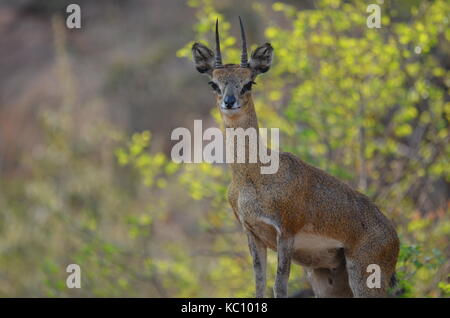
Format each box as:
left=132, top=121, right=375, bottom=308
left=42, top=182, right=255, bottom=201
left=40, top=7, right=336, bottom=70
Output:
left=192, top=18, right=273, bottom=120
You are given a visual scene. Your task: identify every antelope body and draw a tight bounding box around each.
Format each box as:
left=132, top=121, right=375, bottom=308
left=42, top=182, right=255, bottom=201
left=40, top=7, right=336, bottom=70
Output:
left=191, top=18, right=399, bottom=298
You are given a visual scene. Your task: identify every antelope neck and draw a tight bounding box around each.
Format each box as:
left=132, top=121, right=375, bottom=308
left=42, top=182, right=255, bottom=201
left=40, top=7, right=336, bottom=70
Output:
left=221, top=97, right=263, bottom=180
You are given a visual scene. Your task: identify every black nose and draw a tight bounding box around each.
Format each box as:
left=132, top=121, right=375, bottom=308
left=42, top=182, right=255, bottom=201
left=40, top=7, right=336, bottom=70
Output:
left=224, top=95, right=236, bottom=108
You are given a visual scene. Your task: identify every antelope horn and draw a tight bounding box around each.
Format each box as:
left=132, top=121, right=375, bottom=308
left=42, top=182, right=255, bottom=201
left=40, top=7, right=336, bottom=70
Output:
left=215, top=19, right=224, bottom=68
left=239, top=16, right=249, bottom=68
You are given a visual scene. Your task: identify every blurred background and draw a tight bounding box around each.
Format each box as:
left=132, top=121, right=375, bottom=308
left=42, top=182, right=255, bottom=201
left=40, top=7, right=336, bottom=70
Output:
left=0, top=0, right=448, bottom=297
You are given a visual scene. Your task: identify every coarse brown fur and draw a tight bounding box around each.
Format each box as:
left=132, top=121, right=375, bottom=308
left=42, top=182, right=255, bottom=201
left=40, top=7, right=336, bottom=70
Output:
left=191, top=27, right=399, bottom=298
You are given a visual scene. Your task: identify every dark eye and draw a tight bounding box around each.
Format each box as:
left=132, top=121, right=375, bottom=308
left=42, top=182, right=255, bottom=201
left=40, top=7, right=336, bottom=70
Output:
left=208, top=81, right=221, bottom=94
left=240, top=81, right=256, bottom=95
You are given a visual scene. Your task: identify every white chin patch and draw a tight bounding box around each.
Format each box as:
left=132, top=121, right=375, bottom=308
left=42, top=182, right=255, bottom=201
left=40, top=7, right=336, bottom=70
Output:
left=221, top=102, right=240, bottom=110
left=221, top=106, right=241, bottom=115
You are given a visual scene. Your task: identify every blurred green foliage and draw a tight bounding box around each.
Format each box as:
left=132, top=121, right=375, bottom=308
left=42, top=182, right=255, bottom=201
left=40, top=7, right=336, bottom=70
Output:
left=176, top=0, right=450, bottom=297
left=0, top=0, right=448, bottom=297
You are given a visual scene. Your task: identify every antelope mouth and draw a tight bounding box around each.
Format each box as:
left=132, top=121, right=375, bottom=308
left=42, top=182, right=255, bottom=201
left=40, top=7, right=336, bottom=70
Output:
left=221, top=106, right=242, bottom=115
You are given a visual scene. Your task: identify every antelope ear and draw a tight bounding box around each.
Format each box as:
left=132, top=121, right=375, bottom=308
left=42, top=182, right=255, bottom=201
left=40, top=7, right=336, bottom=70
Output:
left=249, top=43, right=273, bottom=76
left=192, top=42, right=215, bottom=76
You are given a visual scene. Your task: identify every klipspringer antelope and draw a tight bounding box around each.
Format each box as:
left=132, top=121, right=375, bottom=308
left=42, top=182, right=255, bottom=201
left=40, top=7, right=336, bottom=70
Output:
left=191, top=18, right=399, bottom=298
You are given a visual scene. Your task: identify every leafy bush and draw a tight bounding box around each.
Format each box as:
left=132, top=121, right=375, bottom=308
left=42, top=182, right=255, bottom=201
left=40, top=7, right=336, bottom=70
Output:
left=0, top=0, right=448, bottom=297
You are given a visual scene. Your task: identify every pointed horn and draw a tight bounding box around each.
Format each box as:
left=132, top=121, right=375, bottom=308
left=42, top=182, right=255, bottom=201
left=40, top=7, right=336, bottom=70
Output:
left=239, top=16, right=249, bottom=68
left=215, top=19, right=224, bottom=68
